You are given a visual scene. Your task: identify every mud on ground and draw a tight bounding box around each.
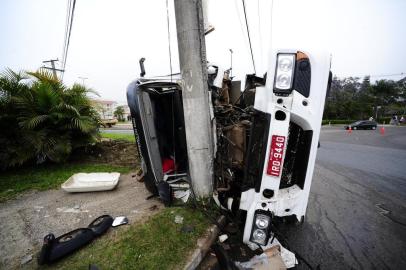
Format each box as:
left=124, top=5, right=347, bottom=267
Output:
left=70, top=140, right=139, bottom=167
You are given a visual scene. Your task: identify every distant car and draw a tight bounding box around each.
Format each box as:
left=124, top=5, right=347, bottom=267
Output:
left=100, top=118, right=118, bottom=128
left=345, top=120, right=377, bottom=130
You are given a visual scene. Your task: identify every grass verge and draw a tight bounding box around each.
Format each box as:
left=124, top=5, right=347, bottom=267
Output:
left=100, top=132, right=135, bottom=142
left=0, top=163, right=132, bottom=202
left=45, top=207, right=210, bottom=270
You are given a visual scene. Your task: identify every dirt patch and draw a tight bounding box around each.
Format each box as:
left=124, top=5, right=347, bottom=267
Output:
left=0, top=173, right=162, bottom=269
left=70, top=140, right=139, bottom=167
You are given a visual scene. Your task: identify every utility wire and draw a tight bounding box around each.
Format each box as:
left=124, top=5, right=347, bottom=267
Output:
left=62, top=0, right=70, bottom=73
left=62, top=0, right=72, bottom=72
left=165, top=0, right=173, bottom=82
left=242, top=0, right=256, bottom=74
left=61, top=0, right=76, bottom=79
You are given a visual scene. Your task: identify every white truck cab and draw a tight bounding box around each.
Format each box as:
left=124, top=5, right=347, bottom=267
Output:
left=240, top=49, right=331, bottom=245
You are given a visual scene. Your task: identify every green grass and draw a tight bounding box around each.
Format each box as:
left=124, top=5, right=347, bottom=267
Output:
left=44, top=207, right=210, bottom=270
left=100, top=132, right=135, bottom=142
left=0, top=163, right=132, bottom=202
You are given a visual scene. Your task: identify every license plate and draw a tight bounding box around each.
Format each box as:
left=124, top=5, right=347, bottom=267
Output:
left=267, top=135, right=286, bottom=177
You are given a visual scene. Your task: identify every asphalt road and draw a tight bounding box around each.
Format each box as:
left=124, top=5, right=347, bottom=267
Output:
left=278, top=126, right=406, bottom=269
left=100, top=123, right=133, bottom=134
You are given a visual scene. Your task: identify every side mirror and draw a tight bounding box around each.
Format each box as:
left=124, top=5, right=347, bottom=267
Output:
left=139, top=58, right=146, bottom=77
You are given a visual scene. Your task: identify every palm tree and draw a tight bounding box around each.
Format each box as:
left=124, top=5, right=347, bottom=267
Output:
left=0, top=68, right=100, bottom=169
left=114, top=106, right=125, bottom=121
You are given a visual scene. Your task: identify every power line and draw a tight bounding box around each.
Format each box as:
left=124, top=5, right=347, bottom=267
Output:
left=62, top=0, right=72, bottom=70
left=61, top=0, right=76, bottom=79
left=62, top=0, right=76, bottom=71
left=242, top=0, right=256, bottom=74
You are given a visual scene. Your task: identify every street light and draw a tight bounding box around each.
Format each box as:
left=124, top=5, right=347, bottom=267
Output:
left=78, top=76, right=88, bottom=85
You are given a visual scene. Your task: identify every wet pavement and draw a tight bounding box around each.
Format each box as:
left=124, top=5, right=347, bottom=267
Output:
left=277, top=126, right=406, bottom=269
left=201, top=126, right=406, bottom=269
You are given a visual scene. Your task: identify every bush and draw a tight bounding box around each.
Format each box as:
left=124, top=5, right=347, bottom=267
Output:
left=322, top=118, right=391, bottom=125
left=0, top=69, right=100, bottom=169
left=377, top=117, right=391, bottom=124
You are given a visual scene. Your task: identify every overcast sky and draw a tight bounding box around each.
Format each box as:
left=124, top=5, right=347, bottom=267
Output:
left=1, top=0, right=406, bottom=103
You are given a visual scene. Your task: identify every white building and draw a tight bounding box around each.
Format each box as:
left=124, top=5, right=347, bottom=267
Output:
left=122, top=104, right=131, bottom=121
left=91, top=99, right=117, bottom=120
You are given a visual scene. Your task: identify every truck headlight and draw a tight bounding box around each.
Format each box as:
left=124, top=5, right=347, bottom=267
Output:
left=250, top=211, right=271, bottom=245
left=274, top=54, right=295, bottom=91
left=255, top=214, right=270, bottom=229
left=252, top=229, right=266, bottom=242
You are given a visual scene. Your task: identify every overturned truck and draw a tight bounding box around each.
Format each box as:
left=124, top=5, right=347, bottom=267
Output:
left=127, top=49, right=332, bottom=247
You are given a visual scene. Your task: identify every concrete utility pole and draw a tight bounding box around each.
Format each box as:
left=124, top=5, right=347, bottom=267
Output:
left=174, top=0, right=213, bottom=198
left=42, top=59, right=64, bottom=80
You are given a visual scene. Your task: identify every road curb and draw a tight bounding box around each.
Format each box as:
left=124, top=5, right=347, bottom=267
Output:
left=183, top=216, right=226, bottom=270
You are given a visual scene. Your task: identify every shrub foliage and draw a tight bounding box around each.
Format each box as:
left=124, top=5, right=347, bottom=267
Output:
left=0, top=68, right=100, bottom=169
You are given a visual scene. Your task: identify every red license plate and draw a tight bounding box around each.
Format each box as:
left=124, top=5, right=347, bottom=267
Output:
left=267, top=135, right=286, bottom=177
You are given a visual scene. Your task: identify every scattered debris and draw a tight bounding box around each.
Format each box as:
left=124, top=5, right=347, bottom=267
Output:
left=34, top=205, right=44, bottom=213
left=173, top=189, right=191, bottom=203
left=38, top=215, right=113, bottom=265
left=61, top=172, right=121, bottom=193
left=167, top=174, right=191, bottom=203
left=148, top=205, right=158, bottom=211
left=211, top=244, right=238, bottom=270
left=181, top=225, right=195, bottom=233
left=174, top=215, right=184, bottom=224
left=112, top=216, right=129, bottom=227
left=133, top=168, right=145, bottom=182
left=20, top=254, right=33, bottom=265
left=261, top=237, right=298, bottom=268
left=236, top=245, right=286, bottom=270
left=146, top=194, right=157, bottom=200
left=56, top=206, right=89, bottom=213
left=219, top=234, right=228, bottom=243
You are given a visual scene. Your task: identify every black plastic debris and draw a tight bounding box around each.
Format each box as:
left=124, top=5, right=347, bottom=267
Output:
left=181, top=225, right=195, bottom=233
left=37, top=215, right=113, bottom=265
left=211, top=244, right=239, bottom=270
